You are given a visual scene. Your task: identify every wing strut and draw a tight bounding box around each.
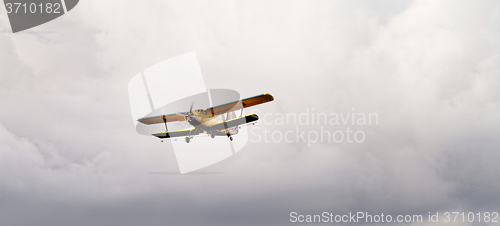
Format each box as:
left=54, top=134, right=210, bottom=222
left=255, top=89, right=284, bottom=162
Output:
left=240, top=102, right=244, bottom=117
left=162, top=116, right=168, bottom=131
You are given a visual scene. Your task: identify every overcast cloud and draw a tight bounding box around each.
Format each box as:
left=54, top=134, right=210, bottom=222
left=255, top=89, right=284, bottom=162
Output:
left=1, top=0, right=500, bottom=225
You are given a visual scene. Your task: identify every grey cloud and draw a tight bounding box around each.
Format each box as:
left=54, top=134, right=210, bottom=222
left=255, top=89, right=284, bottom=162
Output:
left=1, top=0, right=500, bottom=225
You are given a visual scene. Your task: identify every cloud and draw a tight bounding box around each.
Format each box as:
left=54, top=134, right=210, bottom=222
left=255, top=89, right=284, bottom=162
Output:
left=0, top=0, right=500, bottom=225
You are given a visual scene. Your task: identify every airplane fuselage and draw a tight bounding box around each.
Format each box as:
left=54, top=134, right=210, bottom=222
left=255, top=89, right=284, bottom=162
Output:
left=185, top=110, right=234, bottom=136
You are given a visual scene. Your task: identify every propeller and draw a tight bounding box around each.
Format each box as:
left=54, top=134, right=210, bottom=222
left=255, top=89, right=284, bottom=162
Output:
left=176, top=102, right=201, bottom=121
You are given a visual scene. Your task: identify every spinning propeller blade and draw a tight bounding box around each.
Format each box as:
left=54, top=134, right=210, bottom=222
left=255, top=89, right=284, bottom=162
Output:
left=177, top=102, right=201, bottom=121
left=190, top=116, right=201, bottom=120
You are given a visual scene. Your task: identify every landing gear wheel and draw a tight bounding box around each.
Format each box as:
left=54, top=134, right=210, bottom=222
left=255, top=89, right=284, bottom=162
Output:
left=211, top=132, right=215, bottom=139
left=229, top=136, right=233, bottom=141
left=185, top=137, right=190, bottom=143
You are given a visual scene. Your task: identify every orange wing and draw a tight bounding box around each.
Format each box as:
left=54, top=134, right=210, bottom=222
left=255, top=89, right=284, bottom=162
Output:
left=207, top=93, right=274, bottom=117
left=137, top=113, right=186, bottom=125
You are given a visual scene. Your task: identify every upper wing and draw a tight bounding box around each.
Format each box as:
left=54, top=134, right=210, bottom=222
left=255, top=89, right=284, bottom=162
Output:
left=137, top=93, right=273, bottom=125
left=207, top=93, right=274, bottom=116
left=152, top=128, right=200, bottom=139
left=211, top=114, right=259, bottom=131
left=137, top=113, right=186, bottom=125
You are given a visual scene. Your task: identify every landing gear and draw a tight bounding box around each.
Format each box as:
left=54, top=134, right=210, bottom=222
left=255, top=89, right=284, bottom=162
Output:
left=230, top=136, right=233, bottom=141
left=226, top=133, right=233, bottom=142
left=185, top=137, right=190, bottom=143
left=211, top=132, right=215, bottom=139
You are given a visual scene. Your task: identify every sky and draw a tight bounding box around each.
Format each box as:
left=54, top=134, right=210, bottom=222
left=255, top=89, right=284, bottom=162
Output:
left=1, top=0, right=500, bottom=225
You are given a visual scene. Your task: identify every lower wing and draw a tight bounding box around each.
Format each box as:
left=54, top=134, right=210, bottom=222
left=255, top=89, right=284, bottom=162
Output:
left=152, top=128, right=200, bottom=139
left=211, top=114, right=259, bottom=131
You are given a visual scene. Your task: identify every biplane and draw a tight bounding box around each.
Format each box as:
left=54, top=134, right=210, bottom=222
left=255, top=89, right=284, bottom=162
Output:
left=137, top=93, right=274, bottom=143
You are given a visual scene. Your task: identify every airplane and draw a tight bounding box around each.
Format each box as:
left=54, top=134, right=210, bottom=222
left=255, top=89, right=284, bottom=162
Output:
left=137, top=93, right=274, bottom=143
